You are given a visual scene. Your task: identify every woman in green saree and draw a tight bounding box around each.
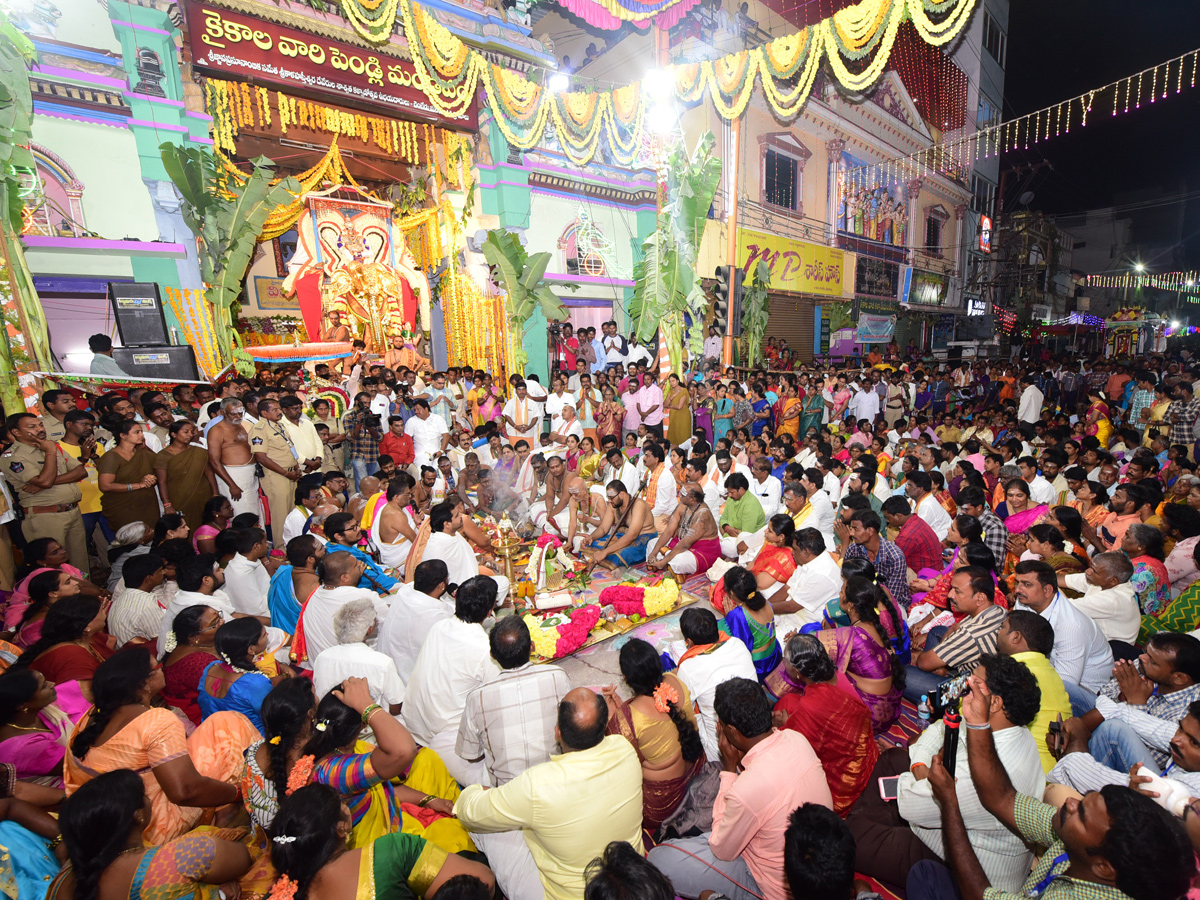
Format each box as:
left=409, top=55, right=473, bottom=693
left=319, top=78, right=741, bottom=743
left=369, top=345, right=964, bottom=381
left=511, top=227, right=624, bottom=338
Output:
left=266, top=783, right=494, bottom=900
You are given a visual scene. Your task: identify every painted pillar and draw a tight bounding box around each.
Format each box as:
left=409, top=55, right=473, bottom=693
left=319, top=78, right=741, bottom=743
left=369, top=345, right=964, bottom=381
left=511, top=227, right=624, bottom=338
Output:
left=825, top=138, right=846, bottom=244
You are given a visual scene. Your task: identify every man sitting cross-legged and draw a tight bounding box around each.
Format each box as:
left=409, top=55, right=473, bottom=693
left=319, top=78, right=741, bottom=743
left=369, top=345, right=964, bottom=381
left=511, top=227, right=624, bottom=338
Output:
left=580, top=480, right=656, bottom=570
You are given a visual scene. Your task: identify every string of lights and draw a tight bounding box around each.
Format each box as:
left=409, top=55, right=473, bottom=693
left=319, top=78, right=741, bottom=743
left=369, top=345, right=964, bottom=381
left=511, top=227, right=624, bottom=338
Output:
left=842, top=45, right=1200, bottom=191
left=1085, top=270, right=1200, bottom=291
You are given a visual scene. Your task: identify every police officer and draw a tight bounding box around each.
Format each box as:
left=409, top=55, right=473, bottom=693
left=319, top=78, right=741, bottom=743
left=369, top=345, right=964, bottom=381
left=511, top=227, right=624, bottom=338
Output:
left=247, top=398, right=300, bottom=546
left=2, top=413, right=88, bottom=573
left=39, top=390, right=74, bottom=443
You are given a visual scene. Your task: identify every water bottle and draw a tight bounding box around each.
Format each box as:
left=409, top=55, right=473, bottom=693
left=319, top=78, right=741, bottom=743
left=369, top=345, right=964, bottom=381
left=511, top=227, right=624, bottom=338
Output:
left=917, top=694, right=932, bottom=722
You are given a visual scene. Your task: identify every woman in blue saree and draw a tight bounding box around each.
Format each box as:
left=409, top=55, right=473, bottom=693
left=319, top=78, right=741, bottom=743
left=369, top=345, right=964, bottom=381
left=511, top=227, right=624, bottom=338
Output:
left=717, top=566, right=781, bottom=681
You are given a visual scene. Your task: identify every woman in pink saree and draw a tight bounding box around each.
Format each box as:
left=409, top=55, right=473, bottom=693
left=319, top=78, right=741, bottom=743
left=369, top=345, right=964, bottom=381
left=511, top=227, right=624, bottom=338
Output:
left=999, top=479, right=1049, bottom=578
left=477, top=378, right=503, bottom=425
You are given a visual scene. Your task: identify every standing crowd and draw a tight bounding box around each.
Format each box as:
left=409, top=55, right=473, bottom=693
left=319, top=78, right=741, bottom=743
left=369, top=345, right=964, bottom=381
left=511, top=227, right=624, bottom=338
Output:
left=0, top=324, right=1196, bottom=900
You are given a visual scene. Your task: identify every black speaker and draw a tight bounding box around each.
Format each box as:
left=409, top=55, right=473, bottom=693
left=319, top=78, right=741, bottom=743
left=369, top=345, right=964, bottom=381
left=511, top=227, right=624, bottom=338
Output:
left=108, top=282, right=169, bottom=347
left=112, top=345, right=200, bottom=381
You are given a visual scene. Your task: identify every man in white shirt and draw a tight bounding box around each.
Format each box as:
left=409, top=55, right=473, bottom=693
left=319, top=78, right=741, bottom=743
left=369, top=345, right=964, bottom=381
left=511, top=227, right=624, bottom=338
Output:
left=543, top=382, right=577, bottom=434
left=223, top=528, right=274, bottom=618
left=377, top=560, right=453, bottom=683
left=1060, top=553, right=1140, bottom=644
left=281, top=482, right=321, bottom=547
left=420, top=500, right=510, bottom=601
left=1017, top=375, right=1044, bottom=425
left=799, top=469, right=837, bottom=541
left=641, top=442, right=678, bottom=533
left=749, top=458, right=782, bottom=519
left=1018, top=456, right=1055, bottom=506
left=109, top=553, right=166, bottom=646
left=313, top=598, right=406, bottom=712
left=593, top=447, right=638, bottom=499
left=905, top=471, right=951, bottom=541
left=298, top=550, right=390, bottom=667
left=1013, top=560, right=1113, bottom=695
left=847, top=384, right=880, bottom=426
left=771, top=529, right=842, bottom=633
left=702, top=325, right=723, bottom=368
left=626, top=334, right=653, bottom=368
left=675, top=608, right=757, bottom=762
left=601, top=321, right=627, bottom=369
left=548, top=404, right=584, bottom=450
left=407, top=400, right=450, bottom=469
left=279, top=396, right=324, bottom=473
left=403, top=575, right=501, bottom=784
left=502, top=381, right=541, bottom=444
left=849, top=654, right=1045, bottom=892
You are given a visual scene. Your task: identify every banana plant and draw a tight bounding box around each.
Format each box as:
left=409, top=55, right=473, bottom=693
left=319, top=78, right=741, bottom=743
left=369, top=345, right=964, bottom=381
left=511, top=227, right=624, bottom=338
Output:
left=740, top=260, right=772, bottom=369
left=480, top=228, right=569, bottom=372
left=629, top=131, right=722, bottom=377
left=0, top=10, right=54, bottom=411
left=160, top=144, right=299, bottom=375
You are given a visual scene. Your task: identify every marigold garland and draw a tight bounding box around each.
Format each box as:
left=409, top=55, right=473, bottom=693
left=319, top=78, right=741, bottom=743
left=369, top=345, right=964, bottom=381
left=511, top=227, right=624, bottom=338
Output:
left=523, top=605, right=604, bottom=659
left=398, top=0, right=976, bottom=166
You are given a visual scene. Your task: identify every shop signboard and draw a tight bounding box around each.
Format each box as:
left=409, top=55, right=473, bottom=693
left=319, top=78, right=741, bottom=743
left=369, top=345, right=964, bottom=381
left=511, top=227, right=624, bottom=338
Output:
left=900, top=267, right=949, bottom=307
left=737, top=228, right=845, bottom=297
left=979, top=215, right=993, bottom=253
left=184, top=0, right=477, bottom=130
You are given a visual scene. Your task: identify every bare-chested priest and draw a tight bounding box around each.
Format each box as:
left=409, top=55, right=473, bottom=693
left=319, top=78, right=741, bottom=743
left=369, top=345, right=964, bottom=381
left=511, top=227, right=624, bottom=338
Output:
left=207, top=398, right=263, bottom=520
left=581, top=480, right=656, bottom=569
left=645, top=485, right=721, bottom=577
left=532, top=456, right=586, bottom=544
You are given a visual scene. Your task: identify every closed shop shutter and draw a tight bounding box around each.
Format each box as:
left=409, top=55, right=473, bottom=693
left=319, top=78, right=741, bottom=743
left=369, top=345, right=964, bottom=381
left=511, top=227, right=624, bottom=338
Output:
left=766, top=290, right=817, bottom=362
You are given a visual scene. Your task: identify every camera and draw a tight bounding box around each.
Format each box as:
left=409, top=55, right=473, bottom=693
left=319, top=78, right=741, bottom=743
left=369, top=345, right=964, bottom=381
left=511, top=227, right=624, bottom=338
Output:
left=364, top=413, right=382, bottom=428
left=548, top=323, right=563, bottom=340
left=930, top=673, right=971, bottom=719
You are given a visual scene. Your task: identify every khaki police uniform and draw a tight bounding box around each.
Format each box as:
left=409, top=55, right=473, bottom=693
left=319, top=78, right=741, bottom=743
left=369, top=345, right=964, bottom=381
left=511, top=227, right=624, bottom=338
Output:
left=2, top=440, right=87, bottom=573
left=247, top=418, right=300, bottom=546
left=39, top=415, right=66, bottom=443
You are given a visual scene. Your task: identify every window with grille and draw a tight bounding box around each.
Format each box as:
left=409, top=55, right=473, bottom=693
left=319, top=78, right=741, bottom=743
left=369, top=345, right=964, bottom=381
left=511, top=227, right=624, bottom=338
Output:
left=763, top=148, right=798, bottom=211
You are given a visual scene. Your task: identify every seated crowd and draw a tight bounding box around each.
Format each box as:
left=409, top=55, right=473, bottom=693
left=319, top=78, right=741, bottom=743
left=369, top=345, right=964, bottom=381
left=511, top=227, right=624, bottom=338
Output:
left=0, top=340, right=1197, bottom=900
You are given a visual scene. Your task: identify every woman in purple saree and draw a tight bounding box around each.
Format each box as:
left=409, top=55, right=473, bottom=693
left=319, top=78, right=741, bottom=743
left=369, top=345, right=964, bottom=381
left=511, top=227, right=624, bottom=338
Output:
left=816, top=577, right=907, bottom=734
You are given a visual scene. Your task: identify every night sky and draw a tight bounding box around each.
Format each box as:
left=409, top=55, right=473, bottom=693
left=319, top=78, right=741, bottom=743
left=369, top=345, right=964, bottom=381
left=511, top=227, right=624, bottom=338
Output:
left=1003, top=0, right=1200, bottom=271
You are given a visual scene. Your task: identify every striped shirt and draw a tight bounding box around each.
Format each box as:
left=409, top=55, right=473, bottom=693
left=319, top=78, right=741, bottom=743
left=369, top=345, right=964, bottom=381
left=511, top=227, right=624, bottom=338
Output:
left=935, top=604, right=1007, bottom=672
left=456, top=662, right=572, bottom=787
left=1098, top=680, right=1200, bottom=769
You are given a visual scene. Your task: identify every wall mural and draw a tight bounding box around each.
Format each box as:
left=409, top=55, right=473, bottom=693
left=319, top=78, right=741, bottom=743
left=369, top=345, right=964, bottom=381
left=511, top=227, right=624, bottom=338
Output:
left=837, top=151, right=908, bottom=248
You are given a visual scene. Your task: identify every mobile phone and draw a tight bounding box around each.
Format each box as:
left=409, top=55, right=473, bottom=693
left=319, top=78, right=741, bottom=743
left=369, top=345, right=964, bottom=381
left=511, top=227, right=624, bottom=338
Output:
left=878, top=775, right=901, bottom=801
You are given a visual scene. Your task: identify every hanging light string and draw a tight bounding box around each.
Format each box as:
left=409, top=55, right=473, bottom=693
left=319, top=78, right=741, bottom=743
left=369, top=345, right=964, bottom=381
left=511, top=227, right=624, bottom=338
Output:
left=843, top=45, right=1200, bottom=189
left=1086, top=270, right=1200, bottom=292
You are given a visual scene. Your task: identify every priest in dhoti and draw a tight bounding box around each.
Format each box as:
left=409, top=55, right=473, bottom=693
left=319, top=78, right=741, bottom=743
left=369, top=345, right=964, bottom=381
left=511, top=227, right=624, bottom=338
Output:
left=418, top=500, right=510, bottom=601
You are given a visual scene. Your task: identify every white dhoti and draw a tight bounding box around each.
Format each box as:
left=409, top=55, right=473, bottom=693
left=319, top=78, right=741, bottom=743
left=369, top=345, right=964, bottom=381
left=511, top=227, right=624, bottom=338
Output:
left=219, top=463, right=263, bottom=520
left=646, top=535, right=700, bottom=575
left=424, top=727, right=488, bottom=787
left=718, top=527, right=765, bottom=563
left=539, top=508, right=572, bottom=538
left=467, top=830, right=546, bottom=900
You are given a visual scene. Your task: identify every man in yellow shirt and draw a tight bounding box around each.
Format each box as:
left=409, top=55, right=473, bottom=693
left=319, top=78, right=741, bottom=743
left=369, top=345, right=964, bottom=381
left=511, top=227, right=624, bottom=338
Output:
left=997, top=610, right=1072, bottom=773
left=454, top=687, right=644, bottom=900
left=57, top=410, right=113, bottom=563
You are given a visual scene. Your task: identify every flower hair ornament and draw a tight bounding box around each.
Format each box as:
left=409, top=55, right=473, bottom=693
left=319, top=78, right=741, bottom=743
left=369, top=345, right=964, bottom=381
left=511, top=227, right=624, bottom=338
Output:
left=268, top=736, right=282, bottom=745
left=272, top=835, right=297, bottom=844
left=267, top=874, right=299, bottom=900
left=286, top=755, right=316, bottom=796
left=652, top=682, right=680, bottom=713
left=162, top=633, right=177, bottom=654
